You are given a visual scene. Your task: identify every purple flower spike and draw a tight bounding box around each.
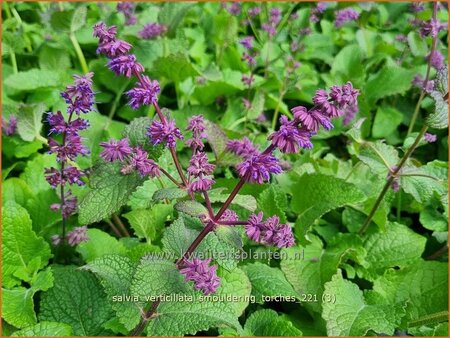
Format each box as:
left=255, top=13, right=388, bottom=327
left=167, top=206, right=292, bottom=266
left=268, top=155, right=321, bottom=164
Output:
left=66, top=225, right=89, bottom=246
left=188, top=152, right=215, bottom=177
left=130, top=147, right=161, bottom=177
left=412, top=74, right=435, bottom=93
left=45, top=167, right=62, bottom=188
left=426, top=50, right=444, bottom=70
left=334, top=8, right=359, bottom=28
left=226, top=137, right=259, bottom=159
left=93, top=22, right=117, bottom=42
left=236, top=153, right=282, bottom=184
left=248, top=6, right=261, bottom=17
left=296, top=108, right=333, bottom=132
left=245, top=212, right=264, bottom=241
left=273, top=223, right=295, bottom=248
left=117, top=2, right=137, bottom=26
left=410, top=2, right=425, bottom=12
left=2, top=115, right=17, bottom=136
left=189, top=177, right=215, bottom=193
left=420, top=19, right=447, bottom=38
left=227, top=2, right=241, bottom=15
left=108, top=55, right=144, bottom=77
left=424, top=133, right=437, bottom=143
left=61, top=72, right=95, bottom=115
left=245, top=213, right=295, bottom=248
left=97, top=39, right=132, bottom=58
left=62, top=192, right=78, bottom=219
left=179, top=258, right=220, bottom=295
left=63, top=166, right=84, bottom=186
left=187, top=115, right=206, bottom=135
left=219, top=209, right=239, bottom=223
left=147, top=119, right=184, bottom=148
left=51, top=234, right=62, bottom=246
left=126, top=76, right=160, bottom=109
left=100, top=138, right=133, bottom=162
left=269, top=116, right=313, bottom=153
left=239, top=36, right=254, bottom=50
left=138, top=23, right=167, bottom=40
left=48, top=135, right=89, bottom=162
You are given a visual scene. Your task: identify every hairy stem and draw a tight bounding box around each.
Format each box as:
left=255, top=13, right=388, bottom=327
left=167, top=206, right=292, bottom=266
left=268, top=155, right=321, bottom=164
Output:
left=159, top=167, right=183, bottom=188
left=203, top=191, right=215, bottom=219
left=112, top=213, right=130, bottom=237
left=359, top=124, right=428, bottom=235
left=213, top=176, right=247, bottom=222
left=70, top=32, right=89, bottom=74
left=407, top=2, right=438, bottom=135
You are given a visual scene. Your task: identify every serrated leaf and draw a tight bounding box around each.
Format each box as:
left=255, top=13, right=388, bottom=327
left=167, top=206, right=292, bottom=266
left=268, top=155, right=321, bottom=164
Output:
left=83, top=255, right=140, bottom=331
left=127, top=179, right=159, bottom=210
left=153, top=52, right=199, bottom=82
left=197, top=231, right=240, bottom=271
left=20, top=153, right=58, bottom=194
left=146, top=268, right=250, bottom=336
left=358, top=140, right=399, bottom=177
left=372, top=106, right=403, bottom=138
left=76, top=229, right=126, bottom=262
left=78, top=162, right=145, bottom=224
left=39, top=266, right=113, bottom=336
left=243, top=309, right=303, bottom=336
left=15, top=103, right=46, bottom=142
left=434, top=64, right=448, bottom=95
left=204, top=120, right=227, bottom=160
left=407, top=31, right=428, bottom=56
left=247, top=91, right=265, bottom=120
left=39, top=45, right=71, bottom=70
left=162, top=216, right=199, bottom=258
left=361, top=222, right=426, bottom=278
left=50, top=6, right=86, bottom=32
left=174, top=200, right=208, bottom=217
left=123, top=204, right=172, bottom=242
left=242, top=263, right=298, bottom=304
left=208, top=189, right=257, bottom=212
left=152, top=187, right=188, bottom=201
left=365, top=60, right=415, bottom=105
left=322, top=271, right=406, bottom=336
left=11, top=322, right=72, bottom=337
left=257, top=185, right=288, bottom=223
left=427, top=90, right=448, bottom=129
left=5, top=69, right=64, bottom=91
left=2, top=201, right=52, bottom=288
left=291, top=174, right=366, bottom=242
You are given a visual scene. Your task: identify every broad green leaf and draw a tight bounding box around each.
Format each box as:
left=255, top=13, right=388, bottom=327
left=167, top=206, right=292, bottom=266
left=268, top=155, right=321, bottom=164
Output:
left=356, top=29, right=378, bottom=58
left=162, top=216, right=199, bottom=258
left=1, top=178, right=34, bottom=207
left=127, top=179, right=160, bottom=210
left=257, top=185, right=288, bottom=223
left=152, top=187, right=188, bottom=201
left=204, top=120, right=228, bottom=160
left=420, top=204, right=448, bottom=232
left=281, top=234, right=366, bottom=313
left=361, top=222, right=426, bottom=278
left=365, top=60, right=415, bottom=105
left=50, top=6, right=87, bottom=32
left=153, top=52, right=199, bottom=82
left=407, top=31, right=428, bottom=56
left=243, top=309, right=303, bottom=336
left=208, top=189, right=257, bottom=212
left=83, top=255, right=140, bottom=331
left=16, top=103, right=46, bottom=142
left=2, top=202, right=52, bottom=288
left=123, top=204, right=172, bottom=242
left=158, top=2, right=193, bottom=35
left=11, top=322, right=72, bottom=337
left=427, top=90, right=448, bottom=130
left=76, top=229, right=126, bottom=262
left=242, top=263, right=298, bottom=303
left=197, top=231, right=240, bottom=271
left=20, top=154, right=57, bottom=194
left=291, top=174, right=366, bottom=242
left=146, top=268, right=250, bottom=336
left=247, top=91, right=265, bottom=120
left=174, top=200, right=208, bottom=217
left=358, top=140, right=399, bottom=177
left=369, top=260, right=448, bottom=323
left=331, top=44, right=364, bottom=84
left=78, top=161, right=145, bottom=224
left=122, top=117, right=165, bottom=158
left=372, top=106, right=403, bottom=139
left=434, top=64, right=448, bottom=95
left=39, top=45, right=71, bottom=70
left=5, top=69, right=64, bottom=91
left=322, top=271, right=406, bottom=336
left=39, top=266, right=113, bottom=336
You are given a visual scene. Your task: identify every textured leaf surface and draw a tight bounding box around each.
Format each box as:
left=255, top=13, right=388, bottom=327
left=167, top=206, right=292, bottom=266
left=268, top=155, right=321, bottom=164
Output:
left=427, top=90, right=448, bottom=130
left=322, top=272, right=406, bottom=336
left=174, top=200, right=208, bottom=217
left=16, top=103, right=46, bottom=142
left=11, top=322, right=72, bottom=337
left=243, top=309, right=303, bottom=336
left=78, top=161, right=145, bottom=224
left=152, top=187, right=188, bottom=201
left=257, top=185, right=288, bottom=223
left=5, top=69, right=64, bottom=91
left=162, top=216, right=199, bottom=258
left=76, top=229, right=126, bottom=262
left=358, top=141, right=399, bottom=177
left=123, top=204, right=172, bottom=242
left=39, top=266, right=113, bottom=335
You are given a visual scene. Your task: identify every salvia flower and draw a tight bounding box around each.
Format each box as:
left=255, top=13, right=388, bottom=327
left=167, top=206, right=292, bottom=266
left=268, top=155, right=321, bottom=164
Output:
left=334, top=8, right=359, bottom=28
left=424, top=133, right=437, bottom=143
left=219, top=209, right=239, bottom=223
left=108, top=55, right=144, bottom=77
left=419, top=19, right=447, bottom=38
left=130, top=147, right=161, bottom=177
left=97, top=39, right=132, bottom=58
left=412, top=74, right=435, bottom=92
left=226, top=137, right=259, bottom=158
left=148, top=119, right=184, bottom=148
left=189, top=177, right=215, bottom=193
left=93, top=22, right=117, bottom=43
left=269, top=115, right=313, bottom=153
left=117, top=2, right=137, bottom=25
left=186, top=115, right=206, bottom=151
left=270, top=8, right=282, bottom=25
left=100, top=138, right=133, bottom=162
left=426, top=50, right=444, bottom=70
left=126, top=76, right=160, bottom=109
left=66, top=226, right=89, bottom=246
left=188, top=152, right=215, bottom=177
left=236, top=153, right=282, bottom=184
left=62, top=192, right=78, bottom=219
left=242, top=74, right=254, bottom=86
left=248, top=6, right=261, bottom=17
left=60, top=72, right=95, bottom=115
left=227, top=2, right=241, bottom=16
left=138, top=23, right=167, bottom=39
left=293, top=106, right=333, bottom=132
left=2, top=115, right=17, bottom=136
left=239, top=36, right=254, bottom=50
left=410, top=2, right=425, bottom=12
left=310, top=3, right=327, bottom=23
left=245, top=213, right=294, bottom=248
left=179, top=258, right=220, bottom=295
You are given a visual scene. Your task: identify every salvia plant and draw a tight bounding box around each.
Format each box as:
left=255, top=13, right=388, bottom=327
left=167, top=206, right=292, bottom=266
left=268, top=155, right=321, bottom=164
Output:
left=1, top=2, right=448, bottom=338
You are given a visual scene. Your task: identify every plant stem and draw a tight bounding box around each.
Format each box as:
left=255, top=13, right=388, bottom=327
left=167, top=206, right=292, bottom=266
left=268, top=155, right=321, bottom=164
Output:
left=69, top=32, right=89, bottom=74
left=426, top=245, right=448, bottom=260
left=159, top=168, right=183, bottom=188
left=112, top=213, right=130, bottom=237
left=359, top=124, right=428, bottom=235
left=407, top=2, right=438, bottom=135
left=10, top=51, right=18, bottom=74
left=203, top=191, right=214, bottom=219
left=217, top=221, right=248, bottom=226
left=105, top=219, right=122, bottom=237
left=213, top=176, right=247, bottom=222
left=107, top=80, right=131, bottom=122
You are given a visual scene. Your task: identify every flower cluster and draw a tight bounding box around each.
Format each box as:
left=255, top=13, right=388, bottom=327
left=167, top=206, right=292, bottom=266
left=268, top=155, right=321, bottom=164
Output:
left=419, top=18, right=447, bottom=38
left=245, top=212, right=294, bottom=248
left=262, top=7, right=282, bottom=37
left=426, top=50, right=444, bottom=70
left=185, top=115, right=207, bottom=152
left=100, top=138, right=161, bottom=178
left=147, top=119, right=183, bottom=149
left=179, top=258, right=220, bottom=295
left=117, top=2, right=137, bottom=25
left=412, top=74, right=435, bottom=92
left=2, top=115, right=17, bottom=136
left=410, top=2, right=425, bottom=13
left=52, top=225, right=89, bottom=247
left=45, top=73, right=95, bottom=221
left=334, top=8, right=359, bottom=28
left=187, top=152, right=215, bottom=193
left=138, top=23, right=167, bottom=40
left=310, top=3, right=327, bottom=23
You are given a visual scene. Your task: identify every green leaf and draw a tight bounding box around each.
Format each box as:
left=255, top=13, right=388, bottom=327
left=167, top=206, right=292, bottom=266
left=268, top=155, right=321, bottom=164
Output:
left=361, top=222, right=426, bottom=278
left=39, top=266, right=113, bottom=336
left=407, top=31, right=428, bottom=56
left=204, top=120, right=228, bottom=161
left=372, top=106, right=403, bottom=139
left=50, top=6, right=86, bottom=32
left=257, top=185, right=288, bottom=223
left=242, top=263, right=298, bottom=304
left=153, top=52, right=199, bottom=82
left=158, top=2, right=193, bottom=35
left=427, top=90, right=448, bottom=129
left=174, top=200, right=208, bottom=217
left=146, top=268, right=250, bottom=336
left=291, top=174, right=366, bottom=242
left=358, top=140, right=399, bottom=177
left=127, top=179, right=160, bottom=210
left=161, top=216, right=198, bottom=258
left=365, top=60, right=415, bottom=105
left=11, top=322, right=73, bottom=337
left=331, top=44, right=364, bottom=83
left=281, top=234, right=366, bottom=313
left=369, top=260, right=448, bottom=323
left=76, top=229, right=126, bottom=262
left=152, top=187, right=188, bottom=201
left=322, top=271, right=406, bottom=336
left=83, top=255, right=140, bottom=331
left=39, top=45, right=71, bottom=70
left=243, top=309, right=303, bottom=336
left=20, top=154, right=57, bottom=194
left=1, top=178, right=34, bottom=207
left=197, top=231, right=240, bottom=271
left=123, top=204, right=172, bottom=242
left=78, top=161, right=145, bottom=224
left=247, top=91, right=265, bottom=120
left=208, top=189, right=257, bottom=212
left=434, top=64, right=448, bottom=95
left=5, top=69, right=64, bottom=91
left=16, top=103, right=46, bottom=142
left=2, top=201, right=52, bottom=288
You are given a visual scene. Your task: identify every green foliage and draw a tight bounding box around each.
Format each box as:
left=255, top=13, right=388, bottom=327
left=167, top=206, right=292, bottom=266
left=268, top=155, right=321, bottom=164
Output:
left=243, top=309, right=303, bottom=336
left=11, top=322, right=73, bottom=337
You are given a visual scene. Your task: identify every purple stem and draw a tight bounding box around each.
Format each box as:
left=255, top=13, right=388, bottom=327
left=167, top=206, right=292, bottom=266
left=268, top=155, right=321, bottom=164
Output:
left=217, top=221, right=248, bottom=226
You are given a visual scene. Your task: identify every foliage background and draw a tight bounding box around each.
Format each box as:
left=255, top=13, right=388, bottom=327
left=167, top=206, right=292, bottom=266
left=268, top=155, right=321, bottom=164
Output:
left=1, top=1, right=449, bottom=337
